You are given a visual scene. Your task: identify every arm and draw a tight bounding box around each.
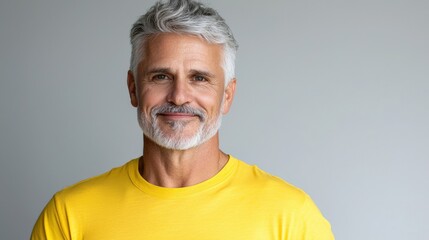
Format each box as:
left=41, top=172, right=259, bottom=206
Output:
left=297, top=194, right=335, bottom=240
left=31, top=195, right=72, bottom=240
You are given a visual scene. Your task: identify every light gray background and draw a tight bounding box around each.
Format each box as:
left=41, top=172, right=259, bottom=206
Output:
left=1, top=0, right=428, bottom=239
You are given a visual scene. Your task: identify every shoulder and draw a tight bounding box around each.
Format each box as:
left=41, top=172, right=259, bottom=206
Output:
left=31, top=159, right=139, bottom=240
left=231, top=157, right=334, bottom=238
left=232, top=157, right=308, bottom=209
left=55, top=159, right=138, bottom=203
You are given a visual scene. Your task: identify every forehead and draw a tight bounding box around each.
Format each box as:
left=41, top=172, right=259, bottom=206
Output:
left=140, top=33, right=224, bottom=71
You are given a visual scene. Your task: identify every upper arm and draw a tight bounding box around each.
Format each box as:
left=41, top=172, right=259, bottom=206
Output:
left=300, top=195, right=335, bottom=240
left=31, top=195, right=71, bottom=240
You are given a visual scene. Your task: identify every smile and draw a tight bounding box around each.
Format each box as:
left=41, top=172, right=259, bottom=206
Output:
left=158, top=112, right=200, bottom=120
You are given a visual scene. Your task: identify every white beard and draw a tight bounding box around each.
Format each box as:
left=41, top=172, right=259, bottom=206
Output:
left=138, top=103, right=223, bottom=150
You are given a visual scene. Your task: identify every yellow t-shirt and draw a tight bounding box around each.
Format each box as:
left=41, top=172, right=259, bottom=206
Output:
left=31, top=156, right=334, bottom=239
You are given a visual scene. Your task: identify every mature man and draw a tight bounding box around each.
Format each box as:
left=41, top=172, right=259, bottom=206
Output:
left=31, top=0, right=334, bottom=239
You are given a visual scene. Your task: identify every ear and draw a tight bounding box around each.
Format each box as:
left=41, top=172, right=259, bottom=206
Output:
left=127, top=70, right=138, bottom=107
left=221, top=78, right=236, bottom=114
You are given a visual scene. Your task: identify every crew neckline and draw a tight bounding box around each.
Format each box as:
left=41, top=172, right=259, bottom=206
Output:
left=128, top=155, right=238, bottom=199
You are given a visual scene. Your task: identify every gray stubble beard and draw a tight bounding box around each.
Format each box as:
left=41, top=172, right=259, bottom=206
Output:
left=138, top=105, right=223, bottom=150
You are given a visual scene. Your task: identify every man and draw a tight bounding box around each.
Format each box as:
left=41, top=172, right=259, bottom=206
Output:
left=31, top=0, right=334, bottom=239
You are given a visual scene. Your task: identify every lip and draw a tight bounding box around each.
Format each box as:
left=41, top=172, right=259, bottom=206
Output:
left=158, top=113, right=198, bottom=120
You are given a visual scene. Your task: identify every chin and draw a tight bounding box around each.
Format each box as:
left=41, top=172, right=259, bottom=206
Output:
left=145, top=133, right=202, bottom=150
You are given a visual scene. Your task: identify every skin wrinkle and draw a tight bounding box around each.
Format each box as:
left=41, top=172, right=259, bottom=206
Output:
left=127, top=33, right=236, bottom=188
left=135, top=33, right=226, bottom=150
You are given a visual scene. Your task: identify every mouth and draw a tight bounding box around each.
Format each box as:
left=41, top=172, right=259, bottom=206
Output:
left=152, top=104, right=205, bottom=122
left=158, top=112, right=200, bottom=120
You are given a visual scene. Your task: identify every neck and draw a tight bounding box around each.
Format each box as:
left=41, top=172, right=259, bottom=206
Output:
left=139, top=134, right=229, bottom=188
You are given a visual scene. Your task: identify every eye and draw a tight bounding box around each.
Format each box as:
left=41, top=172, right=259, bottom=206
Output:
left=153, top=74, right=169, bottom=81
left=193, top=75, right=207, bottom=82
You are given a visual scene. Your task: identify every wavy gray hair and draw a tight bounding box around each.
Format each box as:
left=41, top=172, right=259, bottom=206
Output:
left=130, top=0, right=238, bottom=84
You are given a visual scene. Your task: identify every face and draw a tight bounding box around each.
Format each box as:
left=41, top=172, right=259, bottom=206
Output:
left=127, top=33, right=236, bottom=150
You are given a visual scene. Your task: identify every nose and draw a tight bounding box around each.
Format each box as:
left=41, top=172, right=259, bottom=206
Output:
left=167, top=78, right=191, bottom=106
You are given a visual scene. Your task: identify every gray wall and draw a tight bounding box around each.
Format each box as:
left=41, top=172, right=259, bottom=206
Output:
left=1, top=0, right=428, bottom=239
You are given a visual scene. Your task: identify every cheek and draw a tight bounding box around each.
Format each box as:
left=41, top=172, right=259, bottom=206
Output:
left=137, top=95, right=155, bottom=119
left=198, top=91, right=224, bottom=114
left=139, top=86, right=165, bottom=106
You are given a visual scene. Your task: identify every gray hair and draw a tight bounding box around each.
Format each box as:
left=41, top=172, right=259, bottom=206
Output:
left=130, top=0, right=238, bottom=83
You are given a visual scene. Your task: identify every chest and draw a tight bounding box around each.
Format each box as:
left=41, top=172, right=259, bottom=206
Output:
left=79, top=195, right=288, bottom=240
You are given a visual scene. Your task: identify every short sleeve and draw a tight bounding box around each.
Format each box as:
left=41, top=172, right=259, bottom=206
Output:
left=31, top=194, right=72, bottom=240
left=299, top=194, right=335, bottom=240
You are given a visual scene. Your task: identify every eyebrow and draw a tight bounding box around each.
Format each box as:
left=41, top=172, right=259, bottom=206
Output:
left=146, top=67, right=171, bottom=75
left=145, top=67, right=216, bottom=78
left=189, top=69, right=216, bottom=78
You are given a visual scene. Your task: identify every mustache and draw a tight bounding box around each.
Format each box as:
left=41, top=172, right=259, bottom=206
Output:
left=151, top=103, right=206, bottom=121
